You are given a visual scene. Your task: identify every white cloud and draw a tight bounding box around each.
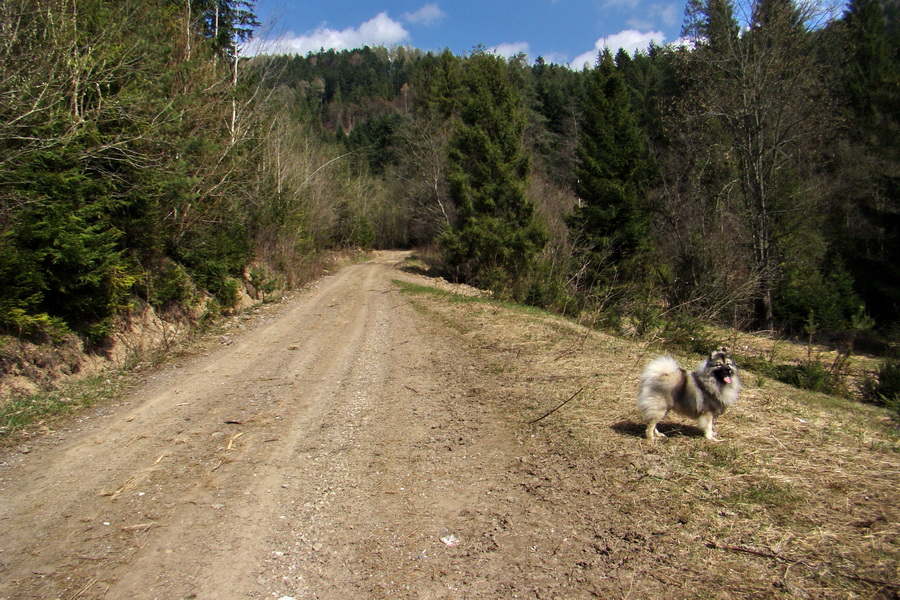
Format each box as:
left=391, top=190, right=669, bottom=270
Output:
left=403, top=3, right=446, bottom=26
left=603, top=0, right=642, bottom=9
left=570, top=50, right=599, bottom=70
left=659, top=2, right=682, bottom=27
left=629, top=3, right=682, bottom=29
left=263, top=12, right=410, bottom=55
left=627, top=17, right=655, bottom=30
left=604, top=1, right=682, bottom=37
left=488, top=42, right=531, bottom=59
left=570, top=29, right=666, bottom=68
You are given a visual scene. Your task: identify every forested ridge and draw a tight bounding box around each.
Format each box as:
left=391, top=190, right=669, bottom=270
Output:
left=1, top=0, right=899, bottom=404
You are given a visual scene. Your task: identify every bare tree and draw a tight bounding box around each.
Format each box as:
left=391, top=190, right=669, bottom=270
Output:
left=390, top=114, right=453, bottom=242
left=678, top=0, right=837, bottom=328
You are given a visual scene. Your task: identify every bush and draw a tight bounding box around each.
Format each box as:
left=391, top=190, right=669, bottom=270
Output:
left=507, top=256, right=575, bottom=315
left=774, top=262, right=861, bottom=334
left=772, top=362, right=848, bottom=396
left=740, top=354, right=850, bottom=397
left=862, top=360, right=900, bottom=418
left=661, top=313, right=721, bottom=355
left=148, top=261, right=195, bottom=308
left=0, top=306, right=70, bottom=342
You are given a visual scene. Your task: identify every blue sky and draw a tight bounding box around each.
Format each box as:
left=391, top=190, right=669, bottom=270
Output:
left=248, top=0, right=687, bottom=68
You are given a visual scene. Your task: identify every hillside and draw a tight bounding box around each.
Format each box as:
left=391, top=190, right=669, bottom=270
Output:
left=0, top=252, right=895, bottom=599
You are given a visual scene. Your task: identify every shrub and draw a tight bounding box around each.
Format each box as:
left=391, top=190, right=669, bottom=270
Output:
left=774, top=262, right=861, bottom=334
left=772, top=362, right=848, bottom=396
left=0, top=306, right=70, bottom=342
left=661, top=313, right=721, bottom=355
left=862, top=360, right=900, bottom=419
left=148, top=261, right=195, bottom=308
left=741, top=355, right=850, bottom=398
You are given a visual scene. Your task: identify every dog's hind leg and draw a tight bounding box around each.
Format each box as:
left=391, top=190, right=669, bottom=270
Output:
left=638, top=394, right=669, bottom=441
left=698, top=412, right=717, bottom=440
left=645, top=417, right=667, bottom=441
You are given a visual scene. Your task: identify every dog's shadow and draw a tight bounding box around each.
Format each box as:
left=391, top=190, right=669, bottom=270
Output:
left=612, top=421, right=706, bottom=439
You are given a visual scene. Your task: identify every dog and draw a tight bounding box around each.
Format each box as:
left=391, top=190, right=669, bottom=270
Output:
left=637, top=348, right=740, bottom=441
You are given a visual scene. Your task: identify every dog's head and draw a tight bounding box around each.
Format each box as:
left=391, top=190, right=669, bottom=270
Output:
left=708, top=347, right=737, bottom=385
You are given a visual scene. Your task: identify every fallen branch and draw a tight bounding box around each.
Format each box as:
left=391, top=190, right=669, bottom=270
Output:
left=121, top=522, right=162, bottom=531
left=226, top=432, right=244, bottom=450
left=529, top=387, right=583, bottom=424
left=707, top=541, right=897, bottom=588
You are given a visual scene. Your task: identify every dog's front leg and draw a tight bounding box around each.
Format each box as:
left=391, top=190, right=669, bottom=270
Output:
left=698, top=413, right=718, bottom=440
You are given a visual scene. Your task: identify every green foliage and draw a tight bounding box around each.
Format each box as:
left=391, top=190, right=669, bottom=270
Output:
left=174, top=221, right=252, bottom=308
left=344, top=113, right=403, bottom=174
left=772, top=362, right=848, bottom=396
left=148, top=261, right=195, bottom=308
left=682, top=0, right=740, bottom=50
left=862, top=360, right=900, bottom=418
left=568, top=51, right=650, bottom=289
left=742, top=355, right=850, bottom=397
left=774, top=262, right=863, bottom=333
left=248, top=266, right=283, bottom=301
left=1, top=0, right=897, bottom=360
left=439, top=51, right=548, bottom=291
left=0, top=154, right=137, bottom=342
left=0, top=0, right=269, bottom=341
left=509, top=255, right=577, bottom=315
left=0, top=307, right=70, bottom=343
left=660, top=313, right=722, bottom=355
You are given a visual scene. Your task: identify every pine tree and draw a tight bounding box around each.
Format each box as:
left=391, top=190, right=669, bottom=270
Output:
left=188, top=0, right=259, bottom=59
left=843, top=0, right=896, bottom=124
left=439, top=51, right=547, bottom=290
left=567, top=50, right=649, bottom=290
left=831, top=0, right=900, bottom=330
left=682, top=0, right=740, bottom=50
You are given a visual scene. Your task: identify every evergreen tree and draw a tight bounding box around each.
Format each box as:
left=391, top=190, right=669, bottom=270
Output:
left=683, top=0, right=740, bottom=50
left=439, top=51, right=547, bottom=290
left=186, top=0, right=259, bottom=59
left=830, top=0, right=900, bottom=331
left=843, top=0, right=897, bottom=125
left=567, top=50, right=649, bottom=290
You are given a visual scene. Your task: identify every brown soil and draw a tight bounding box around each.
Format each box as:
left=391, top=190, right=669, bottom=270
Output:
left=0, top=250, right=896, bottom=599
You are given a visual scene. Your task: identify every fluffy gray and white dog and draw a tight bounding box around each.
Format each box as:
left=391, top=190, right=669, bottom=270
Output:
left=637, top=348, right=740, bottom=441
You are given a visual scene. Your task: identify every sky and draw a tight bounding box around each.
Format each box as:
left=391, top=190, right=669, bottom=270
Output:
left=246, top=0, right=689, bottom=68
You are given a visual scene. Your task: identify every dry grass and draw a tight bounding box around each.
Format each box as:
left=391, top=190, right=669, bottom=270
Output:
left=398, top=275, right=899, bottom=599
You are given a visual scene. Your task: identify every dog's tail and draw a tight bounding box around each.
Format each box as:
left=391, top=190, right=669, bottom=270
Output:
left=640, top=355, right=682, bottom=387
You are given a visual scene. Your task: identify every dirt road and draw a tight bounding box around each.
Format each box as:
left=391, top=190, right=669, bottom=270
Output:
left=0, top=251, right=569, bottom=599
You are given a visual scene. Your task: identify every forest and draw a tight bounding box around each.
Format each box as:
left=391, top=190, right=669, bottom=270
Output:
left=1, top=0, right=898, bottom=403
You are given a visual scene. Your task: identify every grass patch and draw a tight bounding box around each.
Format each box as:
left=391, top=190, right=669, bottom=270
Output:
left=0, top=373, right=128, bottom=441
left=393, top=280, right=457, bottom=299
left=393, top=279, right=557, bottom=319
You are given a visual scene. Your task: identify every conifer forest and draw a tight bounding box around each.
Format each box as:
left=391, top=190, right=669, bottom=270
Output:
left=1, top=1, right=898, bottom=394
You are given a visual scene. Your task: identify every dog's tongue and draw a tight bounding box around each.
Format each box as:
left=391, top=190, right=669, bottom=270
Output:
left=724, top=376, right=732, bottom=384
